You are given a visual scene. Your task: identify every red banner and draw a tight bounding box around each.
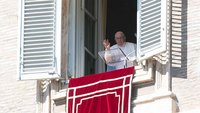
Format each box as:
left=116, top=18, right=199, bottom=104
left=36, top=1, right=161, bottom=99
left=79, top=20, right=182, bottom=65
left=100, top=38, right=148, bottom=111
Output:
left=67, top=67, right=134, bottom=113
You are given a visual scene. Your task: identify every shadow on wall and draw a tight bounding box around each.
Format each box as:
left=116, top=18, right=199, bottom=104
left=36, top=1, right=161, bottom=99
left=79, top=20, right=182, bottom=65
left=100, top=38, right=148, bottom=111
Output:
left=170, top=0, right=188, bottom=78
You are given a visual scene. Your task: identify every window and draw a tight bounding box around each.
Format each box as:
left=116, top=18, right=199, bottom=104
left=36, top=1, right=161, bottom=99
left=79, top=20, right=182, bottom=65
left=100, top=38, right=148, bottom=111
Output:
left=69, top=0, right=167, bottom=78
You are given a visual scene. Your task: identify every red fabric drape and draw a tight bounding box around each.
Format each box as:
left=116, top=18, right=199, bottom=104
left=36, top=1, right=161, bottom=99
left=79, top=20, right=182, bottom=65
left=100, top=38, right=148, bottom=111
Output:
left=67, top=67, right=134, bottom=113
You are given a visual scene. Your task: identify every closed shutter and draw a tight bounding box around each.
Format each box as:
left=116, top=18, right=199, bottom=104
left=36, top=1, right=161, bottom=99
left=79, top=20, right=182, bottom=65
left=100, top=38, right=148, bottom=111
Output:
left=137, top=0, right=167, bottom=60
left=19, top=0, right=61, bottom=80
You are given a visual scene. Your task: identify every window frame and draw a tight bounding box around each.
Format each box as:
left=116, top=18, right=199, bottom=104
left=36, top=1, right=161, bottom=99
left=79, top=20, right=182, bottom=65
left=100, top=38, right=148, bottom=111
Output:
left=68, top=0, right=104, bottom=77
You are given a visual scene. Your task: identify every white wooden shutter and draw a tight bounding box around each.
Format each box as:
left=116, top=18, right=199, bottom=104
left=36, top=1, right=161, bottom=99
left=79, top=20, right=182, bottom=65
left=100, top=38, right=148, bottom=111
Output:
left=19, top=0, right=61, bottom=80
left=137, top=0, right=167, bottom=60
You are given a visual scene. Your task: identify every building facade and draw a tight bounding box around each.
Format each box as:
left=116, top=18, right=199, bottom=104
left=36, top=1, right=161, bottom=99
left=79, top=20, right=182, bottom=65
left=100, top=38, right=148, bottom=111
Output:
left=0, top=0, right=200, bottom=113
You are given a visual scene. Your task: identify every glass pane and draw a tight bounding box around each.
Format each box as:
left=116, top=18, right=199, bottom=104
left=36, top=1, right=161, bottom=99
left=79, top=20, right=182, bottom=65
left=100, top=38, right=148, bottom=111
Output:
left=85, top=0, right=95, bottom=16
left=84, top=51, right=95, bottom=75
left=84, top=15, right=95, bottom=54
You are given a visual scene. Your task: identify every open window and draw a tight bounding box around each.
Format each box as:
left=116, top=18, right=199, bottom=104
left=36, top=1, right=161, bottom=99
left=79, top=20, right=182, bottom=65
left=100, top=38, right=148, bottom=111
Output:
left=106, top=0, right=167, bottom=61
left=103, top=0, right=166, bottom=84
left=59, top=0, right=166, bottom=79
left=106, top=0, right=137, bottom=45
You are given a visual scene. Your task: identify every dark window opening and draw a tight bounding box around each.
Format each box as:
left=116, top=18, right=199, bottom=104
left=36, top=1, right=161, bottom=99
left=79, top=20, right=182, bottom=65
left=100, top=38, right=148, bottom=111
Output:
left=106, top=0, right=137, bottom=46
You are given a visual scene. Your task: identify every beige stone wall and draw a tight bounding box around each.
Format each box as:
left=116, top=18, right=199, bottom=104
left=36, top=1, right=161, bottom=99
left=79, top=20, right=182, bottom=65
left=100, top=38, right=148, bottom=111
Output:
left=171, top=0, right=200, bottom=112
left=0, top=0, right=37, bottom=113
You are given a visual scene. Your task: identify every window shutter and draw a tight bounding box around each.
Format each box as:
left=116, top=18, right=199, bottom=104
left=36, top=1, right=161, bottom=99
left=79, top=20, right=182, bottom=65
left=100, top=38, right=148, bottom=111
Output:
left=19, top=0, right=62, bottom=80
left=137, top=0, right=167, bottom=60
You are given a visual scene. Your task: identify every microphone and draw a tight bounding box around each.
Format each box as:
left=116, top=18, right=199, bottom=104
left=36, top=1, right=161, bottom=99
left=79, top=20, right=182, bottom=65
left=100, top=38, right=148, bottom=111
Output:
left=118, top=48, right=129, bottom=60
